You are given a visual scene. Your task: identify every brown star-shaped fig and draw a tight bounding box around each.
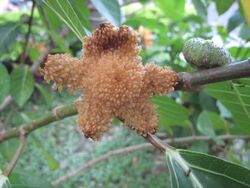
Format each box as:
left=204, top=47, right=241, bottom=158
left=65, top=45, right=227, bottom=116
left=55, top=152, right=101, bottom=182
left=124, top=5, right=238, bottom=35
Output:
left=43, top=23, right=178, bottom=140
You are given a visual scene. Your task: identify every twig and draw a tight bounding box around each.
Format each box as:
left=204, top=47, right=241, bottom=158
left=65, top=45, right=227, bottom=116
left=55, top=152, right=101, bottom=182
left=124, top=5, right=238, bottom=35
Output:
left=0, top=104, right=77, bottom=143
left=20, top=0, right=36, bottom=64
left=52, top=134, right=250, bottom=186
left=143, top=133, right=166, bottom=152
left=30, top=46, right=53, bottom=72
left=176, top=59, right=250, bottom=90
left=52, top=143, right=149, bottom=186
left=3, top=129, right=28, bottom=176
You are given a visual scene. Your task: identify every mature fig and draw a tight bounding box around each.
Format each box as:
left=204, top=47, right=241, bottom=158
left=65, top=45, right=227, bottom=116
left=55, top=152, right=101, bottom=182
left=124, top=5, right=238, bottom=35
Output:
left=42, top=23, right=178, bottom=140
left=182, top=38, right=232, bottom=69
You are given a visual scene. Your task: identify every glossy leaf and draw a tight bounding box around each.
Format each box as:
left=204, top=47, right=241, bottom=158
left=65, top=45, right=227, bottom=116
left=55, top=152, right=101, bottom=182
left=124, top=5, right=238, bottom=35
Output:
left=43, top=0, right=90, bottom=40
left=217, top=101, right=232, bottom=118
left=190, top=141, right=209, bottom=153
left=10, top=66, right=34, bottom=107
left=229, top=47, right=250, bottom=60
left=0, top=22, right=21, bottom=54
left=192, top=0, right=207, bottom=20
left=197, top=111, right=216, bottom=138
left=156, top=0, right=185, bottom=20
left=35, top=84, right=53, bottom=108
left=28, top=47, right=40, bottom=62
left=227, top=11, right=244, bottom=32
left=0, top=139, right=19, bottom=161
left=91, top=0, right=122, bottom=26
left=152, top=96, right=189, bottom=127
left=239, top=24, right=250, bottom=40
left=71, top=0, right=92, bottom=31
left=214, top=0, right=234, bottom=15
left=39, top=3, right=63, bottom=30
left=207, top=111, right=226, bottom=130
left=199, top=91, right=218, bottom=112
left=125, top=17, right=166, bottom=33
left=166, top=148, right=250, bottom=188
left=0, top=64, right=10, bottom=103
left=206, top=80, right=250, bottom=134
left=48, top=31, right=71, bottom=53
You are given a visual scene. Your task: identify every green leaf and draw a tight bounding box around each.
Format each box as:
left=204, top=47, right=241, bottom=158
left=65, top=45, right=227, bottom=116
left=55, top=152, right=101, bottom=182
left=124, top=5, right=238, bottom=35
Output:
left=38, top=3, right=63, bottom=30
left=71, top=0, right=92, bottom=31
left=190, top=141, right=209, bottom=153
left=197, top=111, right=216, bottom=138
left=227, top=11, right=244, bottom=32
left=207, top=111, right=226, bottom=130
left=229, top=47, right=250, bottom=60
left=0, top=22, right=21, bottom=54
left=31, top=135, right=60, bottom=171
left=192, top=0, right=207, bottom=20
left=35, top=84, right=53, bottom=108
left=199, top=91, right=218, bottom=112
left=10, top=66, right=34, bottom=107
left=206, top=80, right=250, bottom=134
left=90, top=0, right=122, bottom=26
left=0, top=64, right=10, bottom=103
left=217, top=101, right=232, bottom=118
left=43, top=0, right=90, bottom=40
left=0, top=139, right=19, bottom=161
left=239, top=24, right=250, bottom=40
left=156, top=0, right=185, bottom=21
left=166, top=148, right=250, bottom=188
left=47, top=31, right=71, bottom=53
left=9, top=172, right=53, bottom=188
left=214, top=0, right=234, bottom=15
left=152, top=96, right=189, bottom=127
left=125, top=17, right=166, bottom=33
left=28, top=47, right=40, bottom=62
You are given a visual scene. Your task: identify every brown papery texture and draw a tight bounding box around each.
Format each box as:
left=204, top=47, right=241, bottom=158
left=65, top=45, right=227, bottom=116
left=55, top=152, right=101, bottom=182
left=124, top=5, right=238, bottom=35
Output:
left=43, top=23, right=178, bottom=140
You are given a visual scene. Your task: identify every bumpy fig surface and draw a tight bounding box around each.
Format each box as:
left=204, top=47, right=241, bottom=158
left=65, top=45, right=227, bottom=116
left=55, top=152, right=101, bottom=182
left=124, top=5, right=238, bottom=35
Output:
left=183, top=38, right=232, bottom=69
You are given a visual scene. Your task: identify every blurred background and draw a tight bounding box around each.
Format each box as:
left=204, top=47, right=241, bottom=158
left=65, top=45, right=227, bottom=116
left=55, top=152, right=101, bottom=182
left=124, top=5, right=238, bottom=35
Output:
left=0, top=0, right=250, bottom=187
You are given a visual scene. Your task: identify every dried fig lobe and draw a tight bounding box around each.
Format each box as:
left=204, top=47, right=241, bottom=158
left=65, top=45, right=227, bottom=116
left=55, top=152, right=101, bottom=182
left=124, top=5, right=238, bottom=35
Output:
left=183, top=38, right=232, bottom=69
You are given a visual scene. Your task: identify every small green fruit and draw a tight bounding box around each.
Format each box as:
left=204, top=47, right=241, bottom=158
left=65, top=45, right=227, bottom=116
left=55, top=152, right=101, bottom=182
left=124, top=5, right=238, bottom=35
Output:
left=182, top=38, right=232, bottom=69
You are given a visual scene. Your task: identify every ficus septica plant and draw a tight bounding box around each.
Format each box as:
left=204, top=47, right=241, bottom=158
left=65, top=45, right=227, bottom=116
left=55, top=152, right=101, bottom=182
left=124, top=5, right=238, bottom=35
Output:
left=1, top=1, right=250, bottom=187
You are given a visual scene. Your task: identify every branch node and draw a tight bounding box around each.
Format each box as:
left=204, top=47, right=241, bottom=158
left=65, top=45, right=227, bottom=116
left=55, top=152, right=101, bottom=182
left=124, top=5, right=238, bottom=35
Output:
left=176, top=72, right=192, bottom=90
left=19, top=127, right=28, bottom=137
left=0, top=130, right=6, bottom=140
left=144, top=133, right=166, bottom=152
left=52, top=106, right=62, bottom=120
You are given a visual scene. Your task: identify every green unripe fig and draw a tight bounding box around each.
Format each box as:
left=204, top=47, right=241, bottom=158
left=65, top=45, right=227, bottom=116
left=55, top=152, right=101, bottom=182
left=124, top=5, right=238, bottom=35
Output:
left=182, top=38, right=232, bottom=69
